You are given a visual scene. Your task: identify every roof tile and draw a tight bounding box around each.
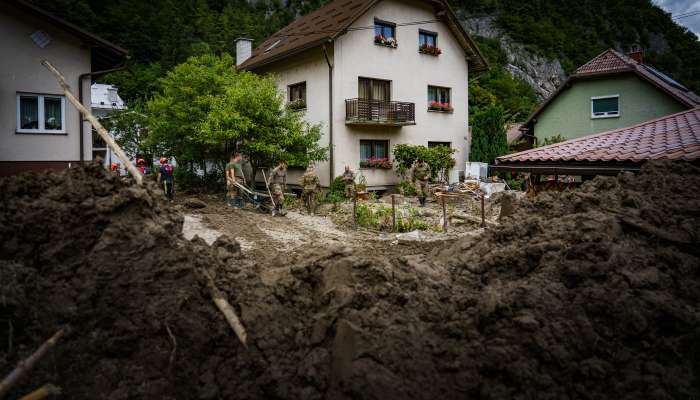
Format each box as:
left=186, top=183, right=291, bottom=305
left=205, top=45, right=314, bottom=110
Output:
left=497, top=108, right=700, bottom=164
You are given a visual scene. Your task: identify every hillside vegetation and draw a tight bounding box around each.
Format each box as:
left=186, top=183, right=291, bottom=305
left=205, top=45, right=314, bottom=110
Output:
left=32, top=0, right=699, bottom=121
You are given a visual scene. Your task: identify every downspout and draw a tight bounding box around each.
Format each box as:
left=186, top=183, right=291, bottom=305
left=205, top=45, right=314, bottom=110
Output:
left=78, top=63, right=127, bottom=163
left=322, top=42, right=334, bottom=185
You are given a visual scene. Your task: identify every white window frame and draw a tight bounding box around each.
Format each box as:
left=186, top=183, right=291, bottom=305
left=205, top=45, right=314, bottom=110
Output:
left=16, top=93, right=66, bottom=134
left=591, top=95, right=620, bottom=119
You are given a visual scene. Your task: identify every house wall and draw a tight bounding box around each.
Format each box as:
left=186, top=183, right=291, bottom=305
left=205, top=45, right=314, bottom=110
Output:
left=534, top=74, right=687, bottom=142
left=256, top=48, right=331, bottom=186
left=0, top=4, right=92, bottom=175
left=333, top=0, right=469, bottom=187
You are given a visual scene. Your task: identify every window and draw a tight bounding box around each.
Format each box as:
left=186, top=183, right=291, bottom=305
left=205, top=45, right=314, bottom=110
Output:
left=419, top=30, right=437, bottom=47
left=359, top=78, right=391, bottom=101
left=17, top=94, right=65, bottom=133
left=374, top=19, right=396, bottom=47
left=360, top=140, right=389, bottom=161
left=427, top=86, right=452, bottom=111
left=591, top=95, right=619, bottom=118
left=288, top=82, right=306, bottom=109
left=428, top=141, right=451, bottom=148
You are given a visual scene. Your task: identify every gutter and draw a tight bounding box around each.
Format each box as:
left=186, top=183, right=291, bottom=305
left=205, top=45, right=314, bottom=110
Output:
left=322, top=42, right=334, bottom=185
left=78, top=63, right=127, bottom=163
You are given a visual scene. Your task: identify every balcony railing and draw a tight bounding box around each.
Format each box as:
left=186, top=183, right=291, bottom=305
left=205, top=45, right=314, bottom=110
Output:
left=92, top=130, right=106, bottom=149
left=345, top=98, right=415, bottom=126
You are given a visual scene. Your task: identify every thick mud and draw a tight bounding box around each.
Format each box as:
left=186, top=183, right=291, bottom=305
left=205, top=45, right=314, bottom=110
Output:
left=1, top=161, right=699, bottom=399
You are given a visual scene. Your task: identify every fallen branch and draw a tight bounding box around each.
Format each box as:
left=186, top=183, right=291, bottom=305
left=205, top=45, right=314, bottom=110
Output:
left=0, top=328, right=67, bottom=399
left=40, top=60, right=143, bottom=185
left=451, top=213, right=498, bottom=228
left=18, top=384, right=61, bottom=400
left=202, top=270, right=248, bottom=348
left=164, top=322, right=177, bottom=373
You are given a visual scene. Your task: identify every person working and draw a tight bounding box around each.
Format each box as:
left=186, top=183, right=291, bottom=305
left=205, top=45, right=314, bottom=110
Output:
left=269, top=161, right=288, bottom=216
left=157, top=157, right=174, bottom=201
left=226, top=153, right=246, bottom=208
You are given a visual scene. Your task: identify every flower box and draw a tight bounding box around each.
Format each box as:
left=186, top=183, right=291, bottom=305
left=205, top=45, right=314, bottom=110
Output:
left=419, top=43, right=441, bottom=56
left=360, top=157, right=393, bottom=169
left=428, top=101, right=453, bottom=113
left=287, top=99, right=306, bottom=111
left=374, top=35, right=397, bottom=48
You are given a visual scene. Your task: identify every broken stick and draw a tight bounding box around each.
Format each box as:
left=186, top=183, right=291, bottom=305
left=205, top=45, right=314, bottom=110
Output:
left=0, top=328, right=67, bottom=399
left=202, top=270, right=248, bottom=348
left=18, top=384, right=61, bottom=400
left=40, top=60, right=143, bottom=185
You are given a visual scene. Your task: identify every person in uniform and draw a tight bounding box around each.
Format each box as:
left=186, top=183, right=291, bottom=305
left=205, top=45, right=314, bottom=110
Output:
left=341, top=165, right=355, bottom=198
left=226, top=153, right=246, bottom=208
left=300, top=165, right=320, bottom=214
left=269, top=161, right=287, bottom=216
left=412, top=158, right=431, bottom=207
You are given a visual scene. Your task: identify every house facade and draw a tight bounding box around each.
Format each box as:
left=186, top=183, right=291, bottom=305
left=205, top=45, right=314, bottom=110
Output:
left=238, top=0, right=487, bottom=188
left=522, top=49, right=700, bottom=145
left=0, top=0, right=127, bottom=176
left=91, top=83, right=125, bottom=168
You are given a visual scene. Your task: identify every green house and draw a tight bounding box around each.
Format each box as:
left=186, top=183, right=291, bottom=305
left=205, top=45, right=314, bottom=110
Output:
left=522, top=49, right=700, bottom=144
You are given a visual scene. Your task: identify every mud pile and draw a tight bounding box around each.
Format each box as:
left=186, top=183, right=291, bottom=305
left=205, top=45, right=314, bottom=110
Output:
left=0, top=163, right=249, bottom=399
left=1, top=161, right=699, bottom=399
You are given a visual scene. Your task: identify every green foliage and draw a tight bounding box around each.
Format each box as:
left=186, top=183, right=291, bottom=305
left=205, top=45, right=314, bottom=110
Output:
left=145, top=53, right=327, bottom=171
left=470, top=104, right=508, bottom=165
left=469, top=37, right=539, bottom=122
left=457, top=0, right=700, bottom=93
left=392, top=144, right=456, bottom=181
left=355, top=202, right=430, bottom=232
left=102, top=103, right=154, bottom=160
left=398, top=180, right=417, bottom=196
left=540, top=134, right=566, bottom=146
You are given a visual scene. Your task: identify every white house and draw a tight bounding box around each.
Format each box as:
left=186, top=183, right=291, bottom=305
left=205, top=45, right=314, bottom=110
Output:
left=0, top=0, right=127, bottom=176
left=91, top=83, right=125, bottom=167
left=237, top=0, right=487, bottom=188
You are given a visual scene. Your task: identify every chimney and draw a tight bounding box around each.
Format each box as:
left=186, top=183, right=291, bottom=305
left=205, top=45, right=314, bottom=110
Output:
left=627, top=45, right=644, bottom=64
left=235, top=38, right=253, bottom=67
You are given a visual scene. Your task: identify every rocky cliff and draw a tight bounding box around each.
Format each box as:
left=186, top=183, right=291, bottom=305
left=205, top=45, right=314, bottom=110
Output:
left=461, top=15, right=566, bottom=100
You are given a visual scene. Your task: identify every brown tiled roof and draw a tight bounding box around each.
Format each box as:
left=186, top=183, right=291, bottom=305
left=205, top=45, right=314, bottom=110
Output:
left=497, top=107, right=700, bottom=164
left=523, top=49, right=700, bottom=126
left=238, top=0, right=487, bottom=71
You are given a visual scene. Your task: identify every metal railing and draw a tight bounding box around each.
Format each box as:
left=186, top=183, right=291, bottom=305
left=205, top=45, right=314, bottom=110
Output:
left=345, top=98, right=415, bottom=125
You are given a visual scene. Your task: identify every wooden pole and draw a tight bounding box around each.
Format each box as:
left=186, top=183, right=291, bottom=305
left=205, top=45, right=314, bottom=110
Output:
left=202, top=270, right=248, bottom=349
left=352, top=194, right=357, bottom=229
left=41, top=60, right=143, bottom=185
left=18, top=384, right=61, bottom=400
left=480, top=192, right=485, bottom=228
left=0, top=328, right=66, bottom=399
left=441, top=194, right=447, bottom=232
left=261, top=170, right=276, bottom=211
left=391, top=194, right=396, bottom=232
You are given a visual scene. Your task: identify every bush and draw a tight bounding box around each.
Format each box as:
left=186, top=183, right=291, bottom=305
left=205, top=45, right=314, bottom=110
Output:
left=399, top=180, right=417, bottom=196
left=393, top=144, right=456, bottom=181
left=355, top=202, right=431, bottom=232
left=173, top=165, right=224, bottom=193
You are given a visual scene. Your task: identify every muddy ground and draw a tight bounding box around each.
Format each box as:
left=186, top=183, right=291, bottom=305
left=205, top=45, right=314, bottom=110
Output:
left=1, top=161, right=698, bottom=399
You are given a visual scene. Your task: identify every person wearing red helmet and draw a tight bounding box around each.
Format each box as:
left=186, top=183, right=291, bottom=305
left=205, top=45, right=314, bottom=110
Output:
left=157, top=157, right=174, bottom=201
left=111, top=162, right=120, bottom=175
left=136, top=158, right=146, bottom=175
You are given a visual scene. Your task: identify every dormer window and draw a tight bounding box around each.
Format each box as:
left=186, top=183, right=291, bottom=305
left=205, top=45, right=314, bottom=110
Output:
left=374, top=19, right=397, bottom=48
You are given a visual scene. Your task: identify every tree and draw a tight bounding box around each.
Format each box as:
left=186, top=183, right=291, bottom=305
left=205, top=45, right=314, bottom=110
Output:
left=101, top=102, right=157, bottom=160
left=470, top=105, right=508, bottom=165
left=145, top=53, right=327, bottom=173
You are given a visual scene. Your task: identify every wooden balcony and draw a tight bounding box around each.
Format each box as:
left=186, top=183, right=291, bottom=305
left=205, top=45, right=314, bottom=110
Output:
left=345, top=98, right=415, bottom=126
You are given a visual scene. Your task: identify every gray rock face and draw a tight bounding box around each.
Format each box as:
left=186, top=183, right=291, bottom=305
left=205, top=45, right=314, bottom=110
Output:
left=461, top=15, right=566, bottom=100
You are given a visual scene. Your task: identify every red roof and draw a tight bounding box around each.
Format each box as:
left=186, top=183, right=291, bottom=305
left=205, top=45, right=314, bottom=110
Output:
left=498, top=107, right=700, bottom=164
left=523, top=49, right=700, bottom=126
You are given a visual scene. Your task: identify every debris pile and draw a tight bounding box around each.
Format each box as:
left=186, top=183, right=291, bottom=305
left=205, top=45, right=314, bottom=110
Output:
left=1, top=161, right=698, bottom=399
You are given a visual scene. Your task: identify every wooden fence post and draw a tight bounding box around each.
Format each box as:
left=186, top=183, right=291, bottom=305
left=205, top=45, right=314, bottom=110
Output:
left=441, top=194, right=447, bottom=232
left=391, top=194, right=396, bottom=232
left=480, top=192, right=485, bottom=228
